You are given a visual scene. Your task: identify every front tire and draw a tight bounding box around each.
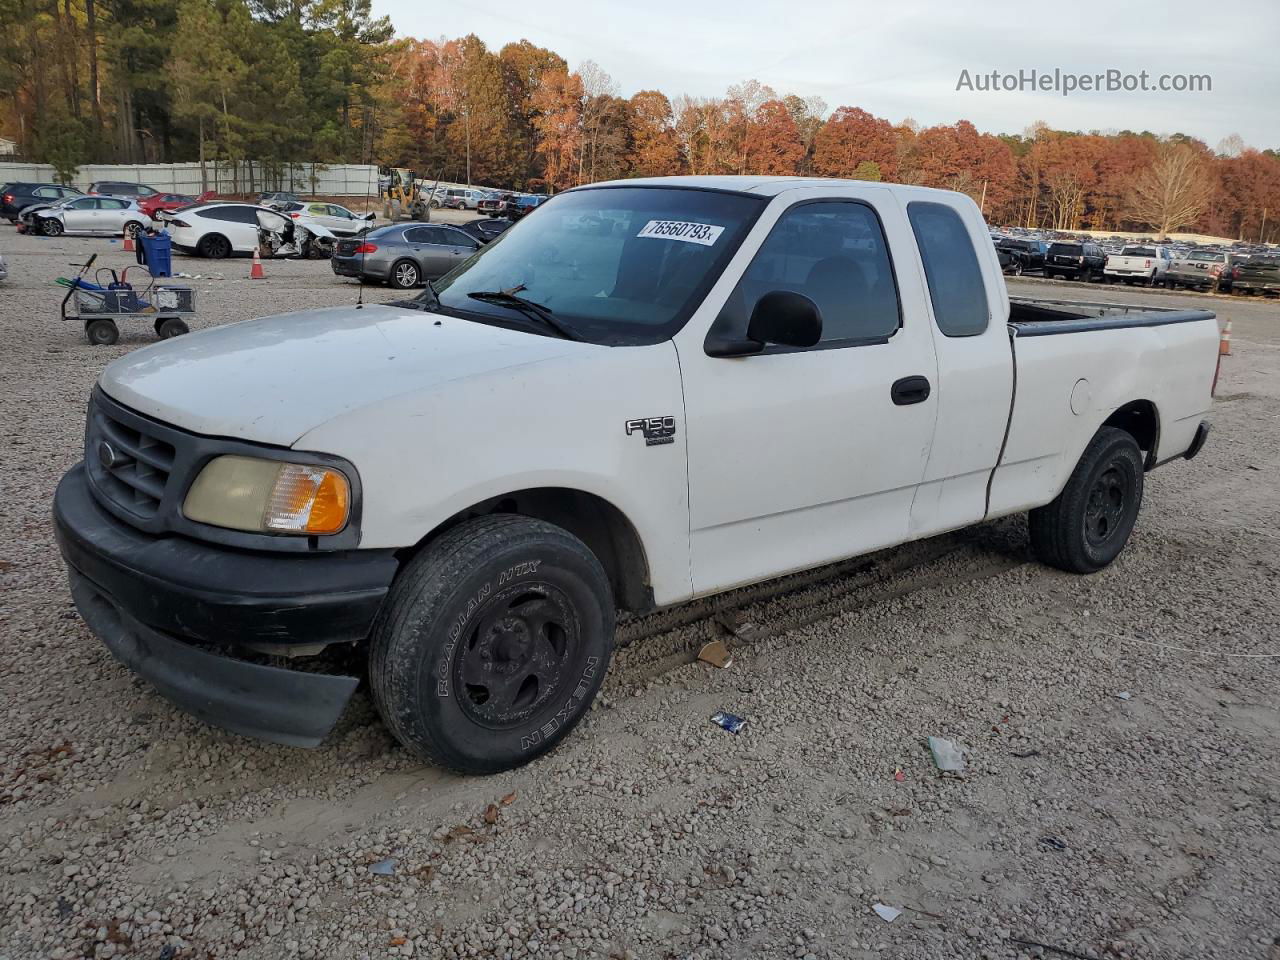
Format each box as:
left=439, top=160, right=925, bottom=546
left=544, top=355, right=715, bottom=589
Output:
left=42, top=218, right=64, bottom=237
left=85, top=319, right=119, bottom=346
left=369, top=516, right=615, bottom=773
left=123, top=220, right=144, bottom=239
left=1029, top=427, right=1145, bottom=574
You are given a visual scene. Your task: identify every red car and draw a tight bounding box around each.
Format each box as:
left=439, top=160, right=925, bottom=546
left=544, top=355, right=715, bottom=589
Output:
left=138, top=191, right=215, bottom=220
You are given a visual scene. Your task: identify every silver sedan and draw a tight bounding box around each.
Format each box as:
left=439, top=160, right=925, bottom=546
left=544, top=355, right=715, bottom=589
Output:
left=331, top=222, right=482, bottom=288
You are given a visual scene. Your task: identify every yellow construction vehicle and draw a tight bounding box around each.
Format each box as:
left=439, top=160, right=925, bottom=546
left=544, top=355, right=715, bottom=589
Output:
left=380, top=168, right=430, bottom=220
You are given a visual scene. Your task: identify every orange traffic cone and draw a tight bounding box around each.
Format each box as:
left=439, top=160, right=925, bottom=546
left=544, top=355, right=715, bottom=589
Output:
left=122, top=229, right=134, bottom=252
left=1219, top=318, right=1232, bottom=356
left=250, top=247, right=265, bottom=279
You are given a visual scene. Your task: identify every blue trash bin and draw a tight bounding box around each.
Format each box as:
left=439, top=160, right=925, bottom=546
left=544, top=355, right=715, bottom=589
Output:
left=139, top=232, right=173, bottom=277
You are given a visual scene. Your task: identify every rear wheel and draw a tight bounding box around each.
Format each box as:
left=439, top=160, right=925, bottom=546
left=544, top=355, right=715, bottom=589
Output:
left=85, top=319, right=119, bottom=346
left=369, top=515, right=614, bottom=773
left=123, top=220, right=144, bottom=239
left=1029, top=427, right=1144, bottom=574
left=197, top=233, right=231, bottom=259
left=390, top=258, right=420, bottom=289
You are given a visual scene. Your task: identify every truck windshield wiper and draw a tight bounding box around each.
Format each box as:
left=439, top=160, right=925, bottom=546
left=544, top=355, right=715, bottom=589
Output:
left=466, top=290, right=579, bottom=341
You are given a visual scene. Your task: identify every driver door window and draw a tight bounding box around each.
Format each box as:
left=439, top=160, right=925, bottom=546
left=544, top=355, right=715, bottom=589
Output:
left=721, top=201, right=901, bottom=348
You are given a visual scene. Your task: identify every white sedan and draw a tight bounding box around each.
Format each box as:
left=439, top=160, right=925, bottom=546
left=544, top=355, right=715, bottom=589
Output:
left=163, top=202, right=275, bottom=258
left=25, top=196, right=152, bottom=238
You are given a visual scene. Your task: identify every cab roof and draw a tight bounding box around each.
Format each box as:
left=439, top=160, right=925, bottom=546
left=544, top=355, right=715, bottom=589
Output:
left=576, top=175, right=967, bottom=200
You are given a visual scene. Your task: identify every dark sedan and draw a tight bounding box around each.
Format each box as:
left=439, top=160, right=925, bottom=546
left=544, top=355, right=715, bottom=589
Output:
left=456, top=217, right=513, bottom=245
left=331, top=222, right=481, bottom=288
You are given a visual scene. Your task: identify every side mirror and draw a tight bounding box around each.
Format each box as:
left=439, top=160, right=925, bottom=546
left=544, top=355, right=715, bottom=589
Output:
left=705, top=290, right=822, bottom=357
left=364, top=212, right=377, bottom=221
left=748, top=290, right=822, bottom=347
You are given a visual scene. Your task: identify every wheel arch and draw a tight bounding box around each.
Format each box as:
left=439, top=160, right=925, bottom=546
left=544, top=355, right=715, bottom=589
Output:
left=1102, top=399, right=1160, bottom=469
left=402, top=486, right=655, bottom=613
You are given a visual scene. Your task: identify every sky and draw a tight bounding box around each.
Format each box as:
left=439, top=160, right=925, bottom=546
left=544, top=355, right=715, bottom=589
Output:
left=371, top=0, right=1278, bottom=150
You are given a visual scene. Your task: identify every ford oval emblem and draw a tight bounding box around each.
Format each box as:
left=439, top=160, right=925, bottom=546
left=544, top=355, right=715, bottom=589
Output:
left=98, top=441, right=119, bottom=469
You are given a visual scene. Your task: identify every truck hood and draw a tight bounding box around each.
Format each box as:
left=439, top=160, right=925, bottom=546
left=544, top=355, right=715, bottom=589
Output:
left=99, top=305, right=585, bottom=447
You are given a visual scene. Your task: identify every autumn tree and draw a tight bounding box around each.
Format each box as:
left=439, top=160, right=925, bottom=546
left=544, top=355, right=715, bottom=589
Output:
left=1126, top=143, right=1215, bottom=239
left=812, top=106, right=899, bottom=180
left=629, top=90, right=683, bottom=176
left=530, top=67, right=582, bottom=191
left=741, top=98, right=804, bottom=175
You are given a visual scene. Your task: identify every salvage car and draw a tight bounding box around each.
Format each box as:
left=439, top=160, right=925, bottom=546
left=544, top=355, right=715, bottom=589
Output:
left=22, top=195, right=151, bottom=238
left=456, top=217, right=514, bottom=245
left=330, top=222, right=482, bottom=288
left=52, top=176, right=1218, bottom=773
left=279, top=201, right=377, bottom=237
left=88, top=181, right=160, bottom=199
left=164, top=202, right=273, bottom=258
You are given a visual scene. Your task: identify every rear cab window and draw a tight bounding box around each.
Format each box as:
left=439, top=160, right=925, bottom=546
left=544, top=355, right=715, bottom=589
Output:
left=907, top=201, right=989, bottom=338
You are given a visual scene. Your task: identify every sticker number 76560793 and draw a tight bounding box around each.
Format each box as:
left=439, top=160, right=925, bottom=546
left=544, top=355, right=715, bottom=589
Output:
left=636, top=220, right=725, bottom=246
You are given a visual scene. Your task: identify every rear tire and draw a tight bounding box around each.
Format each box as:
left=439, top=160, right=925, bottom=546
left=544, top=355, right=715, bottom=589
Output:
left=197, top=233, right=231, bottom=259
left=389, top=258, right=420, bottom=289
left=85, top=319, right=119, bottom=346
left=369, top=515, right=614, bottom=774
left=123, top=220, right=144, bottom=239
left=1029, top=427, right=1145, bottom=574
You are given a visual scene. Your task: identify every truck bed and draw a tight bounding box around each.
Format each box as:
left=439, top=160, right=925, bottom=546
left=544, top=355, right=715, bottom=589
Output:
left=1008, top=297, right=1215, bottom=336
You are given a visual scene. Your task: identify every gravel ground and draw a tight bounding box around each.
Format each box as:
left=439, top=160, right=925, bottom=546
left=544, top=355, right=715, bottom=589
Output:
left=1, top=233, right=1278, bottom=960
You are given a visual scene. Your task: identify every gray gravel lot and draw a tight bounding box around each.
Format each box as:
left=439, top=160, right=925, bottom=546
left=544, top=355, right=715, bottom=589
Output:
left=1, top=232, right=1278, bottom=960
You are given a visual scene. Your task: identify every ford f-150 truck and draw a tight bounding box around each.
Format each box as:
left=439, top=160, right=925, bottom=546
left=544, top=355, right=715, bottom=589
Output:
left=53, top=176, right=1219, bottom=773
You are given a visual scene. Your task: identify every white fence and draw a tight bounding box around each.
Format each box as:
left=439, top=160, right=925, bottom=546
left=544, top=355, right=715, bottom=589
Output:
left=0, top=161, right=379, bottom=197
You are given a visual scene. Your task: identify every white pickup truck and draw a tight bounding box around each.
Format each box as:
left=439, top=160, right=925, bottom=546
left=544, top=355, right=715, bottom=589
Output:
left=53, top=176, right=1219, bottom=773
left=1104, top=244, right=1174, bottom=285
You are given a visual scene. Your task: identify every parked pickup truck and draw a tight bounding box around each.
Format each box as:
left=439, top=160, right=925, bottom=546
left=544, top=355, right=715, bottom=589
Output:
left=52, top=176, right=1219, bottom=773
left=1105, top=244, right=1173, bottom=285
left=1165, top=250, right=1233, bottom=292
left=1230, top=254, right=1280, bottom=296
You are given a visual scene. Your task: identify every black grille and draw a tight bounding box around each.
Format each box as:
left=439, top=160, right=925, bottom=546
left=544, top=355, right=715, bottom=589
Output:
left=86, top=401, right=176, bottom=519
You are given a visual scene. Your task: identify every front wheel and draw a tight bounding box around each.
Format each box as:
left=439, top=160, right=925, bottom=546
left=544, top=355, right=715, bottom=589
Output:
left=369, top=515, right=615, bottom=773
left=85, top=319, right=119, bottom=346
left=123, top=220, right=144, bottom=239
left=155, top=317, right=188, bottom=339
left=1029, top=427, right=1145, bottom=574
left=42, top=218, right=64, bottom=237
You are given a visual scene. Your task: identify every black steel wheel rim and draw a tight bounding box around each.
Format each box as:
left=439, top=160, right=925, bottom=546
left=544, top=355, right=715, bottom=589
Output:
left=452, top=582, right=580, bottom=730
left=1085, top=464, right=1127, bottom=547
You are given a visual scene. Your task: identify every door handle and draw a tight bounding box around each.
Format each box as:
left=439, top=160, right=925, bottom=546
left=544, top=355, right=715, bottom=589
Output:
left=891, top=375, right=931, bottom=406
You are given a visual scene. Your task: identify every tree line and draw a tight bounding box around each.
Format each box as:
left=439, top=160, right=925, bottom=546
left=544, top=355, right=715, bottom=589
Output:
left=2, top=2, right=1277, bottom=241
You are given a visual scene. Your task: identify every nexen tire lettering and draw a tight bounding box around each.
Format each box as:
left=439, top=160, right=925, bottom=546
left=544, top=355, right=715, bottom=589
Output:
left=520, top=655, right=599, bottom=751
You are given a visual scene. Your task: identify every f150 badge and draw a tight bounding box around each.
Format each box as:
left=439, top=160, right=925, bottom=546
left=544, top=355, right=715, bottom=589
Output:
left=625, top=416, right=677, bottom=446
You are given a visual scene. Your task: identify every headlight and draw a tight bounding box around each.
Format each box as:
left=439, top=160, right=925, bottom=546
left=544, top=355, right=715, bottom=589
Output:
left=183, top=456, right=350, bottom=535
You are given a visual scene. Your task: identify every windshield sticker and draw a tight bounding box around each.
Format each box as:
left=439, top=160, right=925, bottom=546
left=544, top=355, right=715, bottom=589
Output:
left=637, top=220, right=724, bottom=246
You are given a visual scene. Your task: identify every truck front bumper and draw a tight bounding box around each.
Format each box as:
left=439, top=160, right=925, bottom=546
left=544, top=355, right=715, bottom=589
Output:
left=53, top=463, right=399, bottom=746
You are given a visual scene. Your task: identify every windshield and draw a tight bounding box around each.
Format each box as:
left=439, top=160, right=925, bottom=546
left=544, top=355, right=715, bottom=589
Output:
left=427, top=186, right=766, bottom=345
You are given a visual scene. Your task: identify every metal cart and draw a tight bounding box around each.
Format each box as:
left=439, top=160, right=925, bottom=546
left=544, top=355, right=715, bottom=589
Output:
left=58, top=255, right=196, bottom=346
